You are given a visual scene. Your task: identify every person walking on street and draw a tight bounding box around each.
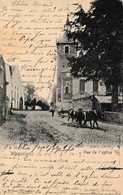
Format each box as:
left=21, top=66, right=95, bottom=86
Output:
left=51, top=107, right=55, bottom=117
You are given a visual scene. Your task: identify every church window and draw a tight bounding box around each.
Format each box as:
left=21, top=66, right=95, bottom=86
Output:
left=65, top=87, right=69, bottom=94
left=64, top=86, right=70, bottom=94
left=64, top=81, right=71, bottom=94
left=64, top=45, right=70, bottom=54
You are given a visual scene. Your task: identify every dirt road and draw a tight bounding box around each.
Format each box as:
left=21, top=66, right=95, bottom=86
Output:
left=0, top=110, right=122, bottom=147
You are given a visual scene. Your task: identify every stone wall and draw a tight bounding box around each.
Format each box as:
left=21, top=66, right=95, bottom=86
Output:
left=72, top=96, right=101, bottom=111
left=104, top=111, right=123, bottom=125
left=73, top=97, right=93, bottom=111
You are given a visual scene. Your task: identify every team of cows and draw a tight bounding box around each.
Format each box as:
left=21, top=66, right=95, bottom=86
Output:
left=24, top=99, right=99, bottom=129
left=62, top=109, right=99, bottom=129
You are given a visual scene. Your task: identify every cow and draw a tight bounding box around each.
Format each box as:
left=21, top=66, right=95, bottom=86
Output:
left=68, top=109, right=77, bottom=125
left=68, top=108, right=85, bottom=127
left=68, top=109, right=99, bottom=129
left=58, top=107, right=64, bottom=116
left=83, top=110, right=98, bottom=129
left=75, top=109, right=85, bottom=127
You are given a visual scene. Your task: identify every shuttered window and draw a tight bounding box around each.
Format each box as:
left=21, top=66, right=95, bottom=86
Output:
left=80, top=79, right=85, bottom=93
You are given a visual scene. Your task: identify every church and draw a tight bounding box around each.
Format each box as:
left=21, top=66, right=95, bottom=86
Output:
left=55, top=15, right=122, bottom=111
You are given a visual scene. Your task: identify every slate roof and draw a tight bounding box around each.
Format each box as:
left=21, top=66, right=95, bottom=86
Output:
left=57, top=32, right=74, bottom=44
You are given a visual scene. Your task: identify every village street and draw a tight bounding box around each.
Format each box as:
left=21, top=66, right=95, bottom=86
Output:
left=0, top=110, right=122, bottom=147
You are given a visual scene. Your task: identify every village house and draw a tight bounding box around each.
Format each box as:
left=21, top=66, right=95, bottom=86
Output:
left=55, top=15, right=122, bottom=111
left=5, top=64, right=24, bottom=109
left=0, top=54, right=24, bottom=121
left=0, top=54, right=6, bottom=120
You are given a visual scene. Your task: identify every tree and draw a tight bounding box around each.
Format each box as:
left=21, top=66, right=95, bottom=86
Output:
left=68, top=0, right=123, bottom=111
left=36, top=98, right=49, bottom=110
left=24, top=83, right=36, bottom=100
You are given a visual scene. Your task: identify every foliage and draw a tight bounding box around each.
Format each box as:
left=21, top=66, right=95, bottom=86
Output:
left=24, top=83, right=36, bottom=100
left=68, top=0, right=123, bottom=111
left=69, top=0, right=123, bottom=87
left=37, top=98, right=49, bottom=110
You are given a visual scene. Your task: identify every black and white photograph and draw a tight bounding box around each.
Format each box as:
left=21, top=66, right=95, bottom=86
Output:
left=0, top=0, right=123, bottom=194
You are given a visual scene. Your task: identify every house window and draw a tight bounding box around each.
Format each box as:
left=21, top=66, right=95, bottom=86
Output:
left=80, top=79, right=85, bottom=94
left=14, top=92, right=16, bottom=108
left=14, top=92, right=16, bottom=100
left=93, top=80, right=98, bottom=93
left=11, top=91, right=13, bottom=100
left=9, top=66, right=12, bottom=76
left=64, top=45, right=70, bottom=54
left=0, top=68, right=3, bottom=88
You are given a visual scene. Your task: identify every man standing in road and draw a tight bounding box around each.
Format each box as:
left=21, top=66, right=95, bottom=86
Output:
left=51, top=107, right=55, bottom=117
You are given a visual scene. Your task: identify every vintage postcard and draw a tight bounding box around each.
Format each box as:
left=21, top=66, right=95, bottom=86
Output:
left=0, top=0, right=123, bottom=194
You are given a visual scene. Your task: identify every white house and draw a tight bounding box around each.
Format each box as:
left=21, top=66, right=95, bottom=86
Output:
left=5, top=64, right=24, bottom=109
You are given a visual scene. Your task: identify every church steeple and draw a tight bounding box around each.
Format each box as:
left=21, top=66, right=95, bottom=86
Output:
left=64, top=14, right=71, bottom=32
left=56, top=9, right=78, bottom=109
left=57, top=13, right=74, bottom=44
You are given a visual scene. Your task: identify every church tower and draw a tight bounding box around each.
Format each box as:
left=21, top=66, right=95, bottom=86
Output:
left=56, top=14, right=77, bottom=108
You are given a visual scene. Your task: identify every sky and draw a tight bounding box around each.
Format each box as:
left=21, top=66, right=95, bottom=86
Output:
left=0, top=0, right=92, bottom=102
